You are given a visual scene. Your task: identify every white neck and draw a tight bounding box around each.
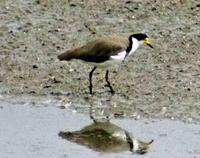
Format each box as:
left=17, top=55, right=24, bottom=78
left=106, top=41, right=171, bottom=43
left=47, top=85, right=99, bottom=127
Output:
left=129, top=38, right=139, bottom=55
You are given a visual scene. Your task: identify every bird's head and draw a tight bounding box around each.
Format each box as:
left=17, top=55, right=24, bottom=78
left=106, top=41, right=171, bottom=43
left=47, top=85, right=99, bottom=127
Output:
left=131, top=33, right=153, bottom=48
left=132, top=139, right=154, bottom=154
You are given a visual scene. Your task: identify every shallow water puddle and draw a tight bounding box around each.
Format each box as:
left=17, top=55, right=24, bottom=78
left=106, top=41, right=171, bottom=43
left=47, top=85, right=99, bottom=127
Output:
left=0, top=101, right=200, bottom=158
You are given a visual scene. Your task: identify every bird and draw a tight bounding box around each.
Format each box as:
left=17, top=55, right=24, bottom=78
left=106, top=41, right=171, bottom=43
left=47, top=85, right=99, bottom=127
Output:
left=57, top=33, right=153, bottom=94
left=59, top=118, right=154, bottom=154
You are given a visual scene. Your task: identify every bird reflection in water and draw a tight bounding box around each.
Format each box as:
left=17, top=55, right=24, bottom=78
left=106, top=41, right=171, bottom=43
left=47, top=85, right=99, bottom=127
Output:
left=59, top=108, right=153, bottom=154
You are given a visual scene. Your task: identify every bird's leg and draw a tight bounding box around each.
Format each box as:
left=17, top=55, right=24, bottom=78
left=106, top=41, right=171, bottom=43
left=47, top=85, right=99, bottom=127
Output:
left=89, top=66, right=96, bottom=94
left=105, top=70, right=115, bottom=94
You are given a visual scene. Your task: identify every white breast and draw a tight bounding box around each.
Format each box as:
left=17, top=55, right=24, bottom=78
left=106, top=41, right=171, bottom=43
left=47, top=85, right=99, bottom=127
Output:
left=110, top=51, right=126, bottom=61
left=110, top=37, right=139, bottom=62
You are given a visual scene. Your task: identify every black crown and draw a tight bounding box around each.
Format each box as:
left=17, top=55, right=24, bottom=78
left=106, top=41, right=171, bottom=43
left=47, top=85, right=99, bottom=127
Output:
left=130, top=33, right=148, bottom=41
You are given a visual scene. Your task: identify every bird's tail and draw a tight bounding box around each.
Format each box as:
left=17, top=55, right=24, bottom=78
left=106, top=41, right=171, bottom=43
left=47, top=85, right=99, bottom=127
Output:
left=57, top=46, right=85, bottom=61
left=57, top=50, right=73, bottom=61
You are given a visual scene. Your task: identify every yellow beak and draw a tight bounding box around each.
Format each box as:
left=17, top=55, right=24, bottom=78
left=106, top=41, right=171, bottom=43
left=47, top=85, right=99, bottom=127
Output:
left=144, top=38, right=153, bottom=48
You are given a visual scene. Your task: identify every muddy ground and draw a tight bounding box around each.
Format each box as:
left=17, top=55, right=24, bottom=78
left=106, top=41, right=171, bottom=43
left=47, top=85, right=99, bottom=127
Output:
left=0, top=0, right=200, bottom=121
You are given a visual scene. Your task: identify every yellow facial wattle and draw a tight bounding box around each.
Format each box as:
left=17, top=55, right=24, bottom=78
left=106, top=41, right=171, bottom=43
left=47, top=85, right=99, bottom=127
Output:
left=144, top=38, right=153, bottom=48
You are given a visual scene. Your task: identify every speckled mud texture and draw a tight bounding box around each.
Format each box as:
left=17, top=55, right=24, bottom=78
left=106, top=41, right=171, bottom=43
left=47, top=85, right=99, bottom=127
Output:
left=0, top=0, right=200, bottom=121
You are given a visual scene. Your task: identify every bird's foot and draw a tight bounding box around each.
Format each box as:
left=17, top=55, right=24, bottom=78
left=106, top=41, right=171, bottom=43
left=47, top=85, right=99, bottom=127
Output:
left=89, top=85, right=93, bottom=95
left=105, top=84, right=115, bottom=94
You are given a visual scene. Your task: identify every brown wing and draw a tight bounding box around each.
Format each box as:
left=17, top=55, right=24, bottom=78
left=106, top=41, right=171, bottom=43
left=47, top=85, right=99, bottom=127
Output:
left=57, top=35, right=129, bottom=63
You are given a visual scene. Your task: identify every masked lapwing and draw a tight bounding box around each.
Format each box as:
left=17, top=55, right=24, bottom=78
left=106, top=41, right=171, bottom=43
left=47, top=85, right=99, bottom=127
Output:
left=58, top=33, right=153, bottom=94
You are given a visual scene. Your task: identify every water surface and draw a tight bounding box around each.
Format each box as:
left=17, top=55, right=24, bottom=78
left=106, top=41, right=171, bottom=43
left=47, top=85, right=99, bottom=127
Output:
left=0, top=102, right=200, bottom=158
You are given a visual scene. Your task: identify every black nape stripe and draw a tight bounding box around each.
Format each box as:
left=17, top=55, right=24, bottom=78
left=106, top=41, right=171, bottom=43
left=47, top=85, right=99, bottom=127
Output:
left=126, top=35, right=133, bottom=53
left=124, top=35, right=133, bottom=59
